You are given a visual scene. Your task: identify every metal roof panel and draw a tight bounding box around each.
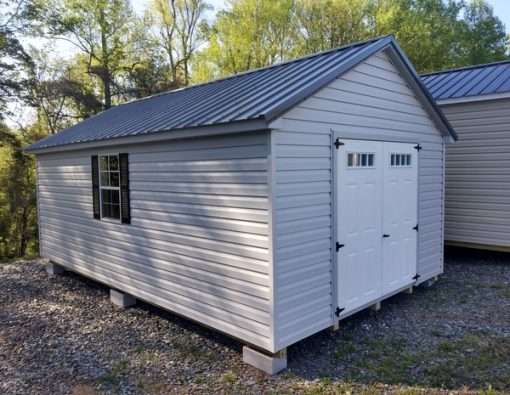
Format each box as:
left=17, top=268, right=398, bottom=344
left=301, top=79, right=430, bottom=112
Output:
left=26, top=35, right=456, bottom=152
left=421, top=60, right=510, bottom=100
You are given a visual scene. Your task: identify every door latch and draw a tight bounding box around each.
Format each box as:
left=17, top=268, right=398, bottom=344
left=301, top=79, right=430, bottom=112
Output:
left=335, top=307, right=345, bottom=317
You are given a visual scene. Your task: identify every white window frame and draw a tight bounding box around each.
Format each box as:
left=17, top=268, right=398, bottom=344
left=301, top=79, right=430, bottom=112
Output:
left=390, top=153, right=413, bottom=168
left=346, top=152, right=376, bottom=169
left=98, top=154, right=122, bottom=222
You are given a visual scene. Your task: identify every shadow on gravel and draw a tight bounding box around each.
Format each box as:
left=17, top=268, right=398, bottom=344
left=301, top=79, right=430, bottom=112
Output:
left=280, top=247, right=510, bottom=392
left=56, top=268, right=243, bottom=356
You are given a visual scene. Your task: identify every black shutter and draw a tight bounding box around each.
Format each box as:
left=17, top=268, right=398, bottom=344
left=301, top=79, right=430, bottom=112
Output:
left=119, top=153, right=131, bottom=224
left=91, top=155, right=100, bottom=219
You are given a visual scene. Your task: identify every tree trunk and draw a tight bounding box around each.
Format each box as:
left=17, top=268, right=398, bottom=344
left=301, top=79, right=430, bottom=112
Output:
left=19, top=208, right=28, bottom=258
left=100, top=14, right=112, bottom=109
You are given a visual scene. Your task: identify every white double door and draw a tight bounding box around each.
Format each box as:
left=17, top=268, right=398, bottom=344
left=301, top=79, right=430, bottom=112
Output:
left=336, top=139, right=418, bottom=316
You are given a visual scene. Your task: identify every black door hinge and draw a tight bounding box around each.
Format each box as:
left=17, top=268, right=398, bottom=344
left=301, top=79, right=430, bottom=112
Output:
left=334, top=138, right=344, bottom=149
left=414, top=144, right=422, bottom=151
left=412, top=274, right=421, bottom=281
left=413, top=224, right=419, bottom=231
left=335, top=307, right=345, bottom=317
left=336, top=242, right=345, bottom=251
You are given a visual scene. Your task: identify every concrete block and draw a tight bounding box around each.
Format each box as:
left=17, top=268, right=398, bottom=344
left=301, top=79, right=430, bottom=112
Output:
left=370, top=302, right=381, bottom=311
left=403, top=286, right=413, bottom=295
left=328, top=321, right=340, bottom=332
left=110, top=289, right=136, bottom=308
left=46, top=263, right=64, bottom=275
left=243, top=346, right=287, bottom=375
left=423, top=279, right=435, bottom=288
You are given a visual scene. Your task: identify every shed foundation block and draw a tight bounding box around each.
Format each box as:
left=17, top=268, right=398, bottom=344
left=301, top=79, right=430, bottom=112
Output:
left=110, top=289, right=136, bottom=308
left=46, top=262, right=64, bottom=275
left=242, top=346, right=287, bottom=375
left=423, top=276, right=439, bottom=288
left=370, top=302, right=381, bottom=311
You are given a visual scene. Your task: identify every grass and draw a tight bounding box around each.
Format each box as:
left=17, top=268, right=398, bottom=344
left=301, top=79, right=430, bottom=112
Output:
left=98, top=358, right=130, bottom=388
left=221, top=371, right=237, bottom=384
left=489, top=284, right=510, bottom=298
left=329, top=332, right=510, bottom=391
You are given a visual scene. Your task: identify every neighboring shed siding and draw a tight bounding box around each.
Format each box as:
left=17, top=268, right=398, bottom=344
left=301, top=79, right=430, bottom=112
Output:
left=37, top=132, right=272, bottom=350
left=440, top=99, right=510, bottom=248
left=272, top=50, right=445, bottom=350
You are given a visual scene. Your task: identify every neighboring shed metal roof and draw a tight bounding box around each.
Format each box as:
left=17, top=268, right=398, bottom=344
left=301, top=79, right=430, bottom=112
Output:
left=421, top=60, right=510, bottom=101
left=26, top=35, right=456, bottom=152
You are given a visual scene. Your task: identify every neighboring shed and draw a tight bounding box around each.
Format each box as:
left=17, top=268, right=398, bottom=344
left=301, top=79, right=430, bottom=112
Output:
left=25, top=35, right=456, bottom=373
left=422, top=60, right=510, bottom=251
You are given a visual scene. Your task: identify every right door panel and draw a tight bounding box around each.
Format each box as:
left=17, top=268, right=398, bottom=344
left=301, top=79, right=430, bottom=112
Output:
left=382, top=142, right=418, bottom=294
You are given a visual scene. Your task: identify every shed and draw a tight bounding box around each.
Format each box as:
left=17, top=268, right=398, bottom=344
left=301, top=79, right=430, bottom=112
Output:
left=25, top=35, right=456, bottom=374
left=422, top=60, right=510, bottom=252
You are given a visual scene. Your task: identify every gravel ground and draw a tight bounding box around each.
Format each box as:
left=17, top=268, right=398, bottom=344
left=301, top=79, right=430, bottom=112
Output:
left=1, top=247, right=509, bottom=394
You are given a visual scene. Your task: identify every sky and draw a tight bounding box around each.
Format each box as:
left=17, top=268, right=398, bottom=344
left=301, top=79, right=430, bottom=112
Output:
left=485, top=0, right=510, bottom=29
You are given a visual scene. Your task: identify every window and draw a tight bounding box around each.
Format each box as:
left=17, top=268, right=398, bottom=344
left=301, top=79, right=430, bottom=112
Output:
left=391, top=153, right=412, bottom=167
left=347, top=153, right=375, bottom=168
left=99, top=154, right=121, bottom=220
left=91, top=153, right=130, bottom=223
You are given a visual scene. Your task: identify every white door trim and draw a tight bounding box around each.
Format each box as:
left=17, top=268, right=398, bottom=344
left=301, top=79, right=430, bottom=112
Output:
left=331, top=135, right=420, bottom=322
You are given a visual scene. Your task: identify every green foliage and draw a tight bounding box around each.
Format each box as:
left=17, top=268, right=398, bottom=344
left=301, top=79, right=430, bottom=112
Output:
left=192, top=0, right=298, bottom=82
left=149, top=0, right=211, bottom=86
left=0, top=0, right=37, bottom=119
left=369, top=0, right=467, bottom=72
left=45, top=0, right=138, bottom=108
left=0, top=122, right=40, bottom=260
left=296, top=0, right=371, bottom=54
left=460, top=0, right=508, bottom=65
left=193, top=0, right=509, bottom=79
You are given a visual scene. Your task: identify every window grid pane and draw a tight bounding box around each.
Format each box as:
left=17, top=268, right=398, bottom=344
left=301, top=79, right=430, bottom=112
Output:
left=391, top=153, right=412, bottom=167
left=99, top=154, right=121, bottom=220
left=347, top=152, right=375, bottom=168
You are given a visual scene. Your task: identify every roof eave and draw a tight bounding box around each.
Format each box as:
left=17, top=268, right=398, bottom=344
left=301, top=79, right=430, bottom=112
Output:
left=24, top=118, right=269, bottom=155
left=436, top=91, right=510, bottom=106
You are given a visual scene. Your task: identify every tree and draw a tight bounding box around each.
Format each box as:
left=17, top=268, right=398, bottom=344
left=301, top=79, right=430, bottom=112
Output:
left=370, top=0, right=466, bottom=73
left=46, top=0, right=136, bottom=109
left=0, top=122, right=39, bottom=259
left=192, top=0, right=297, bottom=82
left=27, top=49, right=103, bottom=134
left=150, top=0, right=211, bottom=86
left=295, top=0, right=371, bottom=54
left=460, top=0, right=508, bottom=65
left=0, top=0, right=36, bottom=119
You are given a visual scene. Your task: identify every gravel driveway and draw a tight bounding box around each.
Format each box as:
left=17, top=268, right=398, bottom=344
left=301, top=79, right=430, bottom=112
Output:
left=1, top=248, right=509, bottom=394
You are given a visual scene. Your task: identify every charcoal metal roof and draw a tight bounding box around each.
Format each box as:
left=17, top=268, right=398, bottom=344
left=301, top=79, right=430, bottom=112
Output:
left=26, top=35, right=456, bottom=152
left=421, top=60, right=510, bottom=101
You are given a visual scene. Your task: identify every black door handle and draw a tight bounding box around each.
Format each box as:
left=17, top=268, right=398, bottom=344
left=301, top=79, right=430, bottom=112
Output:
left=383, top=234, right=390, bottom=238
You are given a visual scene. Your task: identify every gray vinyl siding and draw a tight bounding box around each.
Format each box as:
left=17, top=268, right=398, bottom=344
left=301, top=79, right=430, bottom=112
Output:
left=37, top=131, right=273, bottom=350
left=272, top=50, right=446, bottom=350
left=440, top=99, right=510, bottom=248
